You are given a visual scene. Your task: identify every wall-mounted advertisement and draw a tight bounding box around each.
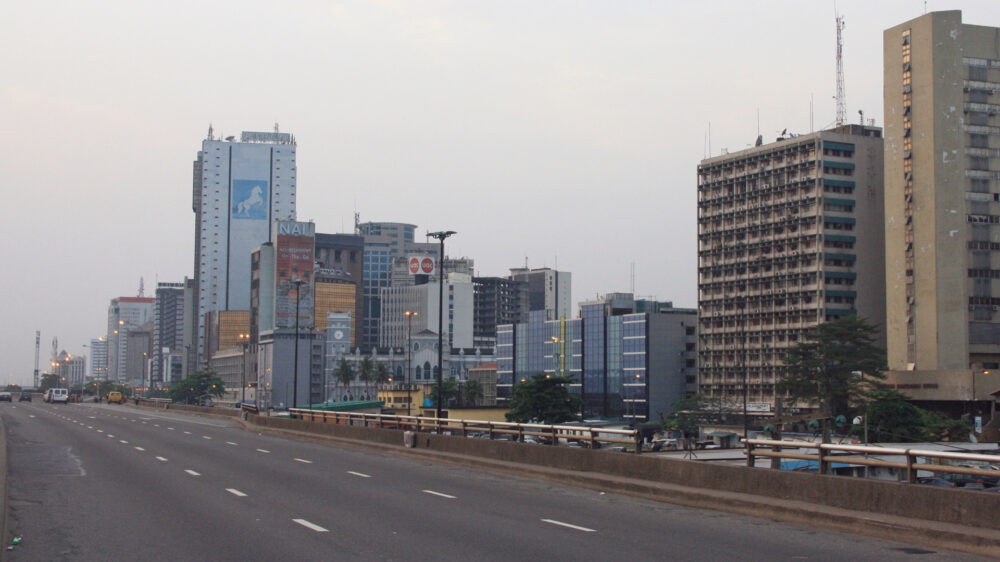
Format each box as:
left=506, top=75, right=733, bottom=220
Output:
left=231, top=179, right=269, bottom=220
left=275, top=221, right=315, bottom=329
left=408, top=255, right=436, bottom=276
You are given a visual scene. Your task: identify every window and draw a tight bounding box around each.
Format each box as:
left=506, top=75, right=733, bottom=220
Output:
left=970, top=66, right=988, bottom=81
left=971, top=134, right=990, bottom=149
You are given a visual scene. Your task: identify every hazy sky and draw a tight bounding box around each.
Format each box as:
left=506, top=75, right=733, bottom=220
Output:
left=1, top=1, right=996, bottom=385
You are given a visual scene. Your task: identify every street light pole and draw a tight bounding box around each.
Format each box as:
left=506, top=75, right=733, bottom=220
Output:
left=428, top=230, right=456, bottom=425
left=292, top=279, right=306, bottom=410
left=405, top=310, right=417, bottom=416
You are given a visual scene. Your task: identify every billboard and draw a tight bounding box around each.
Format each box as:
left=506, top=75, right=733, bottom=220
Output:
left=275, top=221, right=316, bottom=329
left=408, top=255, right=436, bottom=276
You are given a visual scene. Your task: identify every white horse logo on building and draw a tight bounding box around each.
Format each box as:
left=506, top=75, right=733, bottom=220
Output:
left=236, top=185, right=264, bottom=216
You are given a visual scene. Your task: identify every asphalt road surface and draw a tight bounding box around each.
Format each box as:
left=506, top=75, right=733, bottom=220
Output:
left=0, top=402, right=989, bottom=561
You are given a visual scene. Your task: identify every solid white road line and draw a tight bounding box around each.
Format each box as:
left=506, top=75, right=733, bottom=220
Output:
left=185, top=470, right=200, bottom=477
left=541, top=519, right=596, bottom=533
left=293, top=519, right=329, bottom=533
left=256, top=449, right=270, bottom=454
left=227, top=488, right=247, bottom=497
left=347, top=471, right=371, bottom=478
left=155, top=456, right=168, bottom=462
left=294, top=458, right=312, bottom=464
left=422, top=490, right=456, bottom=499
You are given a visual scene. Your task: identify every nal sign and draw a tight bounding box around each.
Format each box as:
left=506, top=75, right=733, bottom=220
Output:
left=277, top=221, right=315, bottom=237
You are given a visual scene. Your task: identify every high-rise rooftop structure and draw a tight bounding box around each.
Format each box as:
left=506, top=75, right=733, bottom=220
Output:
left=509, top=267, right=572, bottom=321
left=153, top=282, right=185, bottom=387
left=191, top=127, right=296, bottom=368
left=106, top=297, right=154, bottom=382
left=882, top=11, right=1000, bottom=409
left=356, top=221, right=437, bottom=350
left=697, top=124, right=885, bottom=411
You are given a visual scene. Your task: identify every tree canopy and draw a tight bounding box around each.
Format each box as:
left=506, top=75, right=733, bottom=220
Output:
left=505, top=374, right=582, bottom=424
left=168, top=371, right=226, bottom=405
left=428, top=379, right=459, bottom=407
left=777, top=315, right=887, bottom=416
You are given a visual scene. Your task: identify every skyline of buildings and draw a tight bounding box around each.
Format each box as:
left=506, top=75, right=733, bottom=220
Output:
left=37, top=9, right=998, bottom=425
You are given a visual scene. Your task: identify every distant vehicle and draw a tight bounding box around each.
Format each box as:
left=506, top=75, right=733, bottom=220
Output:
left=107, top=391, right=125, bottom=404
left=916, top=477, right=956, bottom=487
left=18, top=391, right=31, bottom=402
left=0, top=392, right=11, bottom=402
left=49, top=388, right=69, bottom=404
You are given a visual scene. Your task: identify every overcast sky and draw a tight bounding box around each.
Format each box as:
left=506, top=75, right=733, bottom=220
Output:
left=1, top=1, right=996, bottom=385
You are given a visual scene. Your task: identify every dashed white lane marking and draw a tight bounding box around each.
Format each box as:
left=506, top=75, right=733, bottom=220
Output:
left=87, top=426, right=93, bottom=429
left=294, top=458, right=312, bottom=464
left=541, top=519, right=596, bottom=533
left=168, top=427, right=175, bottom=431
left=97, top=430, right=103, bottom=433
left=29, top=415, right=35, bottom=418
left=347, top=471, right=371, bottom=478
left=293, top=519, right=329, bottom=533
left=154, top=424, right=160, bottom=427
left=227, top=488, right=247, bottom=497
left=422, top=490, right=456, bottom=499
left=106, top=434, right=114, bottom=438
left=256, top=449, right=270, bottom=454
left=225, top=442, right=238, bottom=446
left=89, top=416, right=95, bottom=419
left=185, top=470, right=200, bottom=477
left=135, top=447, right=145, bottom=451
left=183, top=431, right=192, bottom=435
left=155, top=456, right=168, bottom=462
left=202, top=436, right=212, bottom=440
left=119, top=440, right=128, bottom=444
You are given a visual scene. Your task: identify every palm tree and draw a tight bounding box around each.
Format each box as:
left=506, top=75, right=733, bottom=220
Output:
left=374, top=361, right=391, bottom=386
left=358, top=356, right=375, bottom=398
left=463, top=379, right=484, bottom=407
left=334, top=358, right=355, bottom=401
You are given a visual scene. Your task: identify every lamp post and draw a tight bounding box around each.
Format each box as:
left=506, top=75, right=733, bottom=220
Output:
left=404, top=310, right=418, bottom=416
left=291, top=278, right=307, bottom=410
left=238, top=333, right=249, bottom=405
left=428, top=230, right=456, bottom=424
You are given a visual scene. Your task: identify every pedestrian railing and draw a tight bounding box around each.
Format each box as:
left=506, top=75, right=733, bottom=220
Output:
left=744, top=438, right=1000, bottom=482
left=286, top=408, right=641, bottom=452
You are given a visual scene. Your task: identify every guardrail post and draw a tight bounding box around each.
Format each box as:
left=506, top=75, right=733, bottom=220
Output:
left=488, top=423, right=495, bottom=440
left=905, top=450, right=916, bottom=483
left=551, top=426, right=558, bottom=446
left=818, top=445, right=828, bottom=475
left=589, top=428, right=597, bottom=450
left=461, top=421, right=468, bottom=437
left=517, top=426, right=524, bottom=442
left=634, top=430, right=642, bottom=455
left=745, top=440, right=754, bottom=467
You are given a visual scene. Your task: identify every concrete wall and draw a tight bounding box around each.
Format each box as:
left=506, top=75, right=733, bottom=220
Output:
left=244, top=414, right=1000, bottom=531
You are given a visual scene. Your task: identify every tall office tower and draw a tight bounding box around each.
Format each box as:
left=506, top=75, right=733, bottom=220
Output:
left=153, top=282, right=185, bottom=387
left=191, top=128, right=296, bottom=369
left=356, top=222, right=437, bottom=351
left=314, top=232, right=364, bottom=345
left=884, top=12, right=1000, bottom=392
left=509, top=267, right=572, bottom=321
left=89, top=337, right=107, bottom=380
left=472, top=276, right=528, bottom=348
left=697, top=125, right=885, bottom=411
left=107, top=297, right=154, bottom=382
left=126, top=321, right=153, bottom=387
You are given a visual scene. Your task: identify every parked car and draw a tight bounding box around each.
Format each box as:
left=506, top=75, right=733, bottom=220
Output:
left=916, top=477, right=956, bottom=487
left=18, top=391, right=31, bottom=402
left=107, top=391, right=125, bottom=404
left=0, top=392, right=11, bottom=402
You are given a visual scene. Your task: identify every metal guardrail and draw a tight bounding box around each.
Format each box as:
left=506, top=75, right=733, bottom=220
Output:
left=286, top=408, right=641, bottom=452
left=745, top=438, right=1000, bottom=483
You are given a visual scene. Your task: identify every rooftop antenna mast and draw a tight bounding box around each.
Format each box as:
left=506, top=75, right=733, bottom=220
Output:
left=138, top=277, right=145, bottom=298
left=835, top=12, right=846, bottom=127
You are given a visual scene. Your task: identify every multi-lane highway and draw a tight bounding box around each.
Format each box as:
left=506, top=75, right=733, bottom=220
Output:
left=0, top=402, right=987, bottom=561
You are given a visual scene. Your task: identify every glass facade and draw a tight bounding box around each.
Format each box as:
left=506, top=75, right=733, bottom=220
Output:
left=497, top=305, right=650, bottom=421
